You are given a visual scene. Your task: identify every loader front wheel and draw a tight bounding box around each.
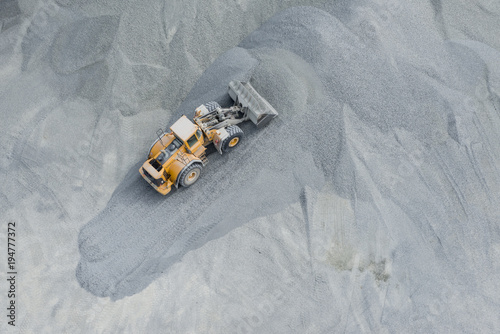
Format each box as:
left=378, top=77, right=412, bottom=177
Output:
left=204, top=101, right=221, bottom=113
left=222, top=125, right=243, bottom=153
left=179, top=163, right=203, bottom=187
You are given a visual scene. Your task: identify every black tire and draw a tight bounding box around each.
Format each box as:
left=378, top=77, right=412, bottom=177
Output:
left=179, top=163, right=203, bottom=187
left=204, top=101, right=220, bottom=113
left=222, top=125, right=244, bottom=153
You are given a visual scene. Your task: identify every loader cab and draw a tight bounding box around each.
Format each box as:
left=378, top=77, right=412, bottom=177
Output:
left=186, top=129, right=203, bottom=150
left=170, top=115, right=203, bottom=153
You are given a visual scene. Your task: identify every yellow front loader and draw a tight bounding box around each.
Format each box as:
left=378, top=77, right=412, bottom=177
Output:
left=139, top=81, right=278, bottom=195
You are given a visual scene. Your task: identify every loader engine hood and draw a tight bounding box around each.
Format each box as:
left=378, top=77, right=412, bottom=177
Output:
left=155, top=137, right=182, bottom=163
left=141, top=159, right=167, bottom=186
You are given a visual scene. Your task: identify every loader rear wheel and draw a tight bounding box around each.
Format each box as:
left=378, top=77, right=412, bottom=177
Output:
left=222, top=125, right=244, bottom=153
left=179, top=163, right=203, bottom=187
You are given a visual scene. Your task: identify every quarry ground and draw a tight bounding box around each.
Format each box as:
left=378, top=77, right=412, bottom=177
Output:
left=1, top=0, right=500, bottom=333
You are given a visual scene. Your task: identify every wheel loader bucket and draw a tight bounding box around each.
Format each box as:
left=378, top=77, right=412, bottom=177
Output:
left=228, top=81, right=278, bottom=128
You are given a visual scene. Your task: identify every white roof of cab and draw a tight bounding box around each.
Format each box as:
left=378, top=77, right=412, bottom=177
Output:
left=170, top=115, right=197, bottom=141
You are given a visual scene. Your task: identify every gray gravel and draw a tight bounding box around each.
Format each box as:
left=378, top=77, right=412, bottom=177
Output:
left=1, top=0, right=499, bottom=332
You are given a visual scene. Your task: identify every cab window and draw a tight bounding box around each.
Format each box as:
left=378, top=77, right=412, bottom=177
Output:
left=196, top=129, right=202, bottom=139
left=187, top=134, right=198, bottom=147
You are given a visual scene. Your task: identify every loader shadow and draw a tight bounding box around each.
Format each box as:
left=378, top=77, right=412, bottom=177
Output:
left=75, top=63, right=345, bottom=300
left=75, top=126, right=318, bottom=299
